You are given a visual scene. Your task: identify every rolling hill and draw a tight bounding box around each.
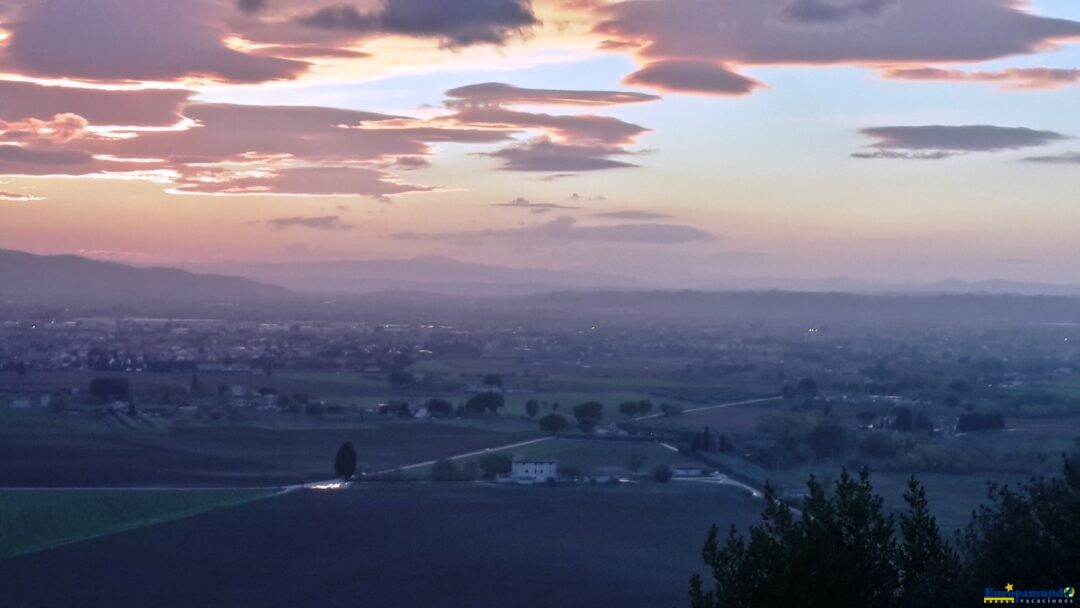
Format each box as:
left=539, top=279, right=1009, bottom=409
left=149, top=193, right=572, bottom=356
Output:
left=0, top=249, right=290, bottom=304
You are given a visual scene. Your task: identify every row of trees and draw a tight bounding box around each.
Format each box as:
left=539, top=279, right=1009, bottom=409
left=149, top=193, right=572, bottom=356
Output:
left=690, top=454, right=1080, bottom=607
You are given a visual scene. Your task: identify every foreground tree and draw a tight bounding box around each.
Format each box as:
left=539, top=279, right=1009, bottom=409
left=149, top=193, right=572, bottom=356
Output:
left=691, top=470, right=900, bottom=608
left=897, top=477, right=962, bottom=607
left=334, top=441, right=357, bottom=481
left=956, top=453, right=1080, bottom=588
left=690, top=455, right=1079, bottom=608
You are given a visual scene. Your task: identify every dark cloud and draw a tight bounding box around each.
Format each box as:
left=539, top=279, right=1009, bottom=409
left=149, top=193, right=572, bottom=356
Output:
left=850, top=150, right=957, bottom=160
left=394, top=216, right=713, bottom=244
left=297, top=0, right=538, bottom=47
left=394, top=156, right=431, bottom=169
left=445, top=82, right=659, bottom=106
left=0, top=0, right=307, bottom=83
left=493, top=197, right=579, bottom=214
left=855, top=125, right=1068, bottom=158
left=440, top=85, right=654, bottom=172
left=623, top=60, right=763, bottom=96
left=238, top=0, right=267, bottom=15
left=595, top=0, right=1080, bottom=93
left=1021, top=152, right=1080, bottom=164
left=297, top=5, right=380, bottom=31
left=880, top=66, right=1080, bottom=90
left=594, top=210, right=673, bottom=220
left=264, top=215, right=354, bottom=230
left=781, top=0, right=897, bottom=25
left=451, top=106, right=647, bottom=145
left=486, top=138, right=637, bottom=171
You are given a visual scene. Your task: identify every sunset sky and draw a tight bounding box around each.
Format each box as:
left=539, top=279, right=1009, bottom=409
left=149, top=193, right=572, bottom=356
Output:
left=1, top=0, right=1079, bottom=286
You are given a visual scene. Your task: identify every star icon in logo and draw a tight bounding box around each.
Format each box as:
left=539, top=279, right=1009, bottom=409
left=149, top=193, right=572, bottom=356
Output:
left=1005, top=583, right=1015, bottom=592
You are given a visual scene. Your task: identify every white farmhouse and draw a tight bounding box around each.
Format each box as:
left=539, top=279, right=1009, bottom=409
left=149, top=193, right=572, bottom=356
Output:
left=508, top=459, right=558, bottom=484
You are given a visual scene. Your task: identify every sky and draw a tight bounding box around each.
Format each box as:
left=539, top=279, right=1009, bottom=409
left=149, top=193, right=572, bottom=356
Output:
left=1, top=0, right=1079, bottom=287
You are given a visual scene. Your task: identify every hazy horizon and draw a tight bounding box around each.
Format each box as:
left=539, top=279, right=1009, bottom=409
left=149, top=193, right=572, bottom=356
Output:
left=2, top=0, right=1080, bottom=286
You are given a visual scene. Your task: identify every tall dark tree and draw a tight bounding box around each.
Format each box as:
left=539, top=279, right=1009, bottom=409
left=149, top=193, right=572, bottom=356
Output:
left=465, top=392, right=504, bottom=414
left=538, top=413, right=568, bottom=434
left=689, top=455, right=1080, bottom=608
left=898, top=477, right=961, bottom=607
left=525, top=399, right=540, bottom=418
left=334, top=441, right=357, bottom=481
left=572, top=401, right=604, bottom=433
left=425, top=398, right=453, bottom=418
left=956, top=454, right=1080, bottom=588
left=619, top=400, right=641, bottom=419
left=690, top=470, right=898, bottom=608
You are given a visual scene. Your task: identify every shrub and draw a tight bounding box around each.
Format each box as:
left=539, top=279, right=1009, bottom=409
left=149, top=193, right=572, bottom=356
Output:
left=860, top=433, right=897, bottom=459
left=431, top=459, right=459, bottom=481
left=660, top=403, right=683, bottom=417
left=957, top=411, right=1005, bottom=433
left=478, top=453, right=512, bottom=479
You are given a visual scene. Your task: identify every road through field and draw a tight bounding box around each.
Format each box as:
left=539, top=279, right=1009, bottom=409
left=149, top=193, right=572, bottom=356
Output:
left=364, top=436, right=554, bottom=477
left=633, top=395, right=781, bottom=421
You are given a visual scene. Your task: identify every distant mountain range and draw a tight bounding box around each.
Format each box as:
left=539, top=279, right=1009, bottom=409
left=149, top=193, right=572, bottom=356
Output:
left=5, top=248, right=1080, bottom=315
left=190, top=256, right=643, bottom=296
left=0, top=249, right=289, bottom=304
left=196, top=256, right=1080, bottom=298
left=707, top=276, right=1080, bottom=297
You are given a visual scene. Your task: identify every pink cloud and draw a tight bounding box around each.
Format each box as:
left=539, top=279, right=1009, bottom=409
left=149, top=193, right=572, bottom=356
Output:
left=0, top=0, right=307, bottom=83
left=880, top=66, right=1080, bottom=90
left=623, top=60, right=763, bottom=96
left=0, top=81, right=192, bottom=126
left=0, top=98, right=518, bottom=197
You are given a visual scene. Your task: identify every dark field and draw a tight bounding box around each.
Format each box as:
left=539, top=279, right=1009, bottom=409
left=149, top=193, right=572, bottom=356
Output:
left=0, top=483, right=762, bottom=608
left=0, top=424, right=538, bottom=488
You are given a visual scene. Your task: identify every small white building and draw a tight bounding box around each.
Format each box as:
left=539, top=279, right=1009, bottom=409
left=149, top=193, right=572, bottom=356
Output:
left=672, top=465, right=711, bottom=478
left=507, top=459, right=558, bottom=484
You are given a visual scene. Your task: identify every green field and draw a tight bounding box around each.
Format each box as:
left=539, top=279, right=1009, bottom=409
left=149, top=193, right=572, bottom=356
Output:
left=0, top=489, right=273, bottom=560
